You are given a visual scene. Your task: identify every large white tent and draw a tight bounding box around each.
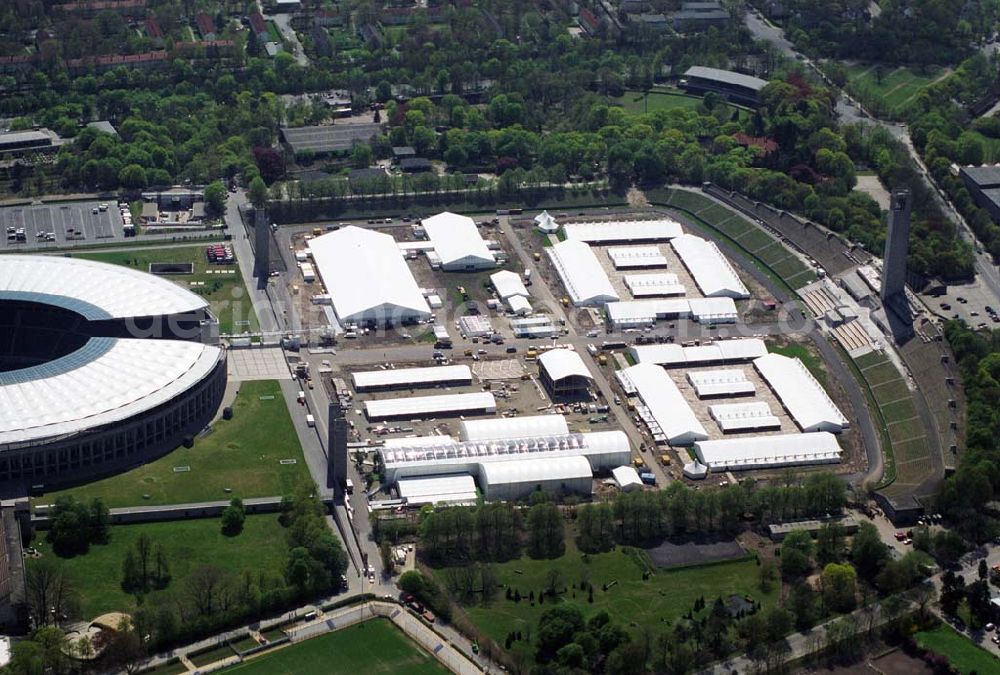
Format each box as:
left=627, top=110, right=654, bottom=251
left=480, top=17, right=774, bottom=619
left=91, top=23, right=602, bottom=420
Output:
left=459, top=414, right=569, bottom=441
left=563, top=219, right=683, bottom=243
left=309, top=226, right=431, bottom=326
left=605, top=297, right=737, bottom=328
left=490, top=270, right=529, bottom=300
left=753, top=353, right=849, bottom=432
left=618, top=363, right=708, bottom=445
left=671, top=234, right=749, bottom=298
left=547, top=240, right=620, bottom=306
left=421, top=211, right=495, bottom=270
left=694, top=432, right=842, bottom=470
left=629, top=338, right=767, bottom=367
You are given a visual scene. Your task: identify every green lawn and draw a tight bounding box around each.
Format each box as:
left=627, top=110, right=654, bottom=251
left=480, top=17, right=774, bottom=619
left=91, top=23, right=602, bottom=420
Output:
left=29, top=515, right=290, bottom=619
left=39, top=380, right=310, bottom=508
left=767, top=342, right=828, bottom=387
left=436, top=542, right=774, bottom=661
left=221, top=619, right=448, bottom=675
left=73, top=245, right=259, bottom=335
left=915, top=624, right=999, bottom=674
left=615, top=88, right=706, bottom=114
left=845, top=64, right=945, bottom=116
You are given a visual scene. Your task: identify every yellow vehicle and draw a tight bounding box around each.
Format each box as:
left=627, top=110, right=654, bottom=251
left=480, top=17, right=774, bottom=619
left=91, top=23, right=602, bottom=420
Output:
left=561, top=297, right=570, bottom=307
left=464, top=348, right=473, bottom=356
left=533, top=252, right=541, bottom=261
left=633, top=458, right=644, bottom=468
left=660, top=454, right=671, bottom=466
left=597, top=354, right=607, bottom=366
left=312, top=227, right=323, bottom=236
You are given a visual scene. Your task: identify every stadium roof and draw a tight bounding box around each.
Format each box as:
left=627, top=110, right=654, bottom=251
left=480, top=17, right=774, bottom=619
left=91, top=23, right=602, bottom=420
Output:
left=625, top=273, right=685, bottom=297
left=279, top=123, right=381, bottom=154
left=364, top=391, right=496, bottom=419
left=459, top=414, right=569, bottom=441
left=694, top=432, right=842, bottom=470
left=397, top=474, right=478, bottom=506
left=618, top=363, right=707, bottom=445
left=687, top=369, right=756, bottom=398
left=0, top=255, right=209, bottom=320
left=538, top=349, right=592, bottom=382
left=547, top=240, right=620, bottom=306
left=351, top=365, right=472, bottom=390
left=563, top=219, right=682, bottom=243
left=684, top=66, right=768, bottom=92
left=309, top=226, right=430, bottom=324
left=607, top=246, right=669, bottom=269
left=421, top=212, right=495, bottom=269
left=0, top=338, right=221, bottom=447
left=629, top=338, right=767, bottom=366
left=753, top=353, right=848, bottom=432
left=490, top=270, right=529, bottom=299
left=480, top=455, right=592, bottom=486
left=671, top=234, right=749, bottom=298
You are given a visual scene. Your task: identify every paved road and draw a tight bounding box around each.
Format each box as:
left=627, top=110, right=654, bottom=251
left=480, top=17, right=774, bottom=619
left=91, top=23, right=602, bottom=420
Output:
left=743, top=5, right=1000, bottom=309
left=273, top=13, right=309, bottom=67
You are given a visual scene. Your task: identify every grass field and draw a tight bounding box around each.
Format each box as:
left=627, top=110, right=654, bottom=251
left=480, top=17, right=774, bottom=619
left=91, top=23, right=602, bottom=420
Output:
left=915, top=624, right=999, bottom=674
left=29, top=515, right=290, bottom=619
left=40, top=380, right=310, bottom=508
left=144, top=660, right=187, bottom=675
left=221, top=619, right=448, bottom=675
left=615, top=88, right=708, bottom=114
left=74, top=246, right=259, bottom=335
left=845, top=64, right=945, bottom=116
left=437, top=541, right=774, bottom=661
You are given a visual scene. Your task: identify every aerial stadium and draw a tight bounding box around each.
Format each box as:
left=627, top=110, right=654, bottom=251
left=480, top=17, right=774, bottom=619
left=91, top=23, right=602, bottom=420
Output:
left=0, top=255, right=227, bottom=493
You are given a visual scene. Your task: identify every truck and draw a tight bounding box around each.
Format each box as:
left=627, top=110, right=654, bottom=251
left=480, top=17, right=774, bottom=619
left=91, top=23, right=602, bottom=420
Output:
left=312, top=227, right=323, bottom=236
left=639, top=472, right=657, bottom=486
left=306, top=414, right=315, bottom=427
left=523, top=269, right=532, bottom=285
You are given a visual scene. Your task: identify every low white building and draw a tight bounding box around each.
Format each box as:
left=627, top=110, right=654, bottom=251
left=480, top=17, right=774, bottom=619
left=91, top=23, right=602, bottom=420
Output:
left=607, top=246, right=668, bottom=269
left=624, top=273, right=686, bottom=297
left=629, top=338, right=767, bottom=367
left=364, top=391, right=496, bottom=420
left=422, top=211, right=495, bottom=270
left=753, top=353, right=849, bottom=433
left=535, top=210, right=559, bottom=234
left=605, top=297, right=737, bottom=328
left=491, top=270, right=529, bottom=300
left=671, top=234, right=749, bottom=298
left=694, top=432, right=842, bottom=471
left=564, top=219, right=683, bottom=244
left=687, top=369, right=756, bottom=398
left=617, top=363, right=707, bottom=445
left=708, top=401, right=781, bottom=433
left=611, top=465, right=643, bottom=492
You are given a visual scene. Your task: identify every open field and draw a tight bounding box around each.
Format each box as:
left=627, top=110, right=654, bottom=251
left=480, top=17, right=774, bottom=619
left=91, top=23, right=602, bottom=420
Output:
left=915, top=624, right=999, bottom=674
left=615, top=88, right=708, bottom=114
left=143, top=660, right=188, bottom=675
left=40, top=380, right=310, bottom=508
left=220, top=619, right=448, bottom=675
left=74, top=245, right=259, bottom=335
left=29, top=515, right=289, bottom=619
left=845, top=64, right=945, bottom=116
left=436, top=541, right=774, bottom=661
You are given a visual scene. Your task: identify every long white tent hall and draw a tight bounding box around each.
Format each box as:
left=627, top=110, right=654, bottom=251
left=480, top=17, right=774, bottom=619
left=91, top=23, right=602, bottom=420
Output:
left=364, top=391, right=497, bottom=420
left=547, top=240, right=620, bottom=306
left=624, top=273, right=686, bottom=297
left=563, top=219, right=683, bottom=243
left=309, top=226, right=431, bottom=326
left=753, top=353, right=849, bottom=433
left=629, top=338, right=767, bottom=367
left=351, top=365, right=473, bottom=391
left=687, top=369, right=756, bottom=398
left=670, top=234, right=750, bottom=298
left=607, top=246, right=669, bottom=269
left=616, top=363, right=708, bottom=445
left=606, top=298, right=737, bottom=328
left=694, top=432, right=842, bottom=470
left=708, top=401, right=782, bottom=433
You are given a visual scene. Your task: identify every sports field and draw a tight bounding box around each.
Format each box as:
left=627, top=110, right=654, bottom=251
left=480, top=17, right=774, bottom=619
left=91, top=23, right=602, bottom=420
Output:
left=75, top=245, right=259, bottom=335
left=28, top=515, right=290, bottom=618
left=615, top=88, right=707, bottom=114
left=221, top=619, right=448, bottom=675
left=845, top=64, right=946, bottom=117
left=435, top=540, right=774, bottom=661
left=915, top=624, right=999, bottom=674
left=40, top=380, right=310, bottom=508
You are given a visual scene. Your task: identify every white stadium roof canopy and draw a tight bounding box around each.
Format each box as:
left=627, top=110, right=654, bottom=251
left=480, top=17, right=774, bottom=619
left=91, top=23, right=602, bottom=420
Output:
left=0, top=255, right=208, bottom=320
left=538, top=349, right=592, bottom=382
left=309, top=226, right=430, bottom=325
left=351, top=365, right=472, bottom=390
left=694, top=432, right=842, bottom=470
left=753, top=353, right=849, bottom=432
left=421, top=211, right=495, bottom=269
left=670, top=234, right=749, bottom=298
left=490, top=270, right=529, bottom=300
left=618, top=363, right=707, bottom=445
left=0, top=337, right=222, bottom=446
left=547, top=240, right=619, bottom=306
left=563, top=219, right=683, bottom=243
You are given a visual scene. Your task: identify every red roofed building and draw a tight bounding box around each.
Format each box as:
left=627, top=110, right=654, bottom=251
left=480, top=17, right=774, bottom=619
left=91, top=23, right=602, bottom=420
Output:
left=54, top=0, right=145, bottom=17
left=66, top=50, right=167, bottom=74
left=145, top=16, right=163, bottom=40
left=579, top=8, right=602, bottom=34
left=249, top=12, right=268, bottom=43
left=195, top=13, right=216, bottom=39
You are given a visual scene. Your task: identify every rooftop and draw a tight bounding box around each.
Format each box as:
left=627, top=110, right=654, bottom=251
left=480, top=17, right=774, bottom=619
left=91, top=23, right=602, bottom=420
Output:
left=547, top=240, right=620, bottom=306
left=280, top=123, right=382, bottom=154
left=538, top=349, right=592, bottom=382
left=683, top=66, right=768, bottom=92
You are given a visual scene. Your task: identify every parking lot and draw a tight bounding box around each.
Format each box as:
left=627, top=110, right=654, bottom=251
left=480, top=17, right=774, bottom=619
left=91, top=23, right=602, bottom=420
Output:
left=1, top=201, right=126, bottom=249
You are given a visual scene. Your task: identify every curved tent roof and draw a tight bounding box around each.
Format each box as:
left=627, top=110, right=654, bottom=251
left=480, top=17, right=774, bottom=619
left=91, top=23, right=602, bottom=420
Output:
left=459, top=414, right=569, bottom=441
left=538, top=349, right=591, bottom=382
left=547, top=240, right=619, bottom=306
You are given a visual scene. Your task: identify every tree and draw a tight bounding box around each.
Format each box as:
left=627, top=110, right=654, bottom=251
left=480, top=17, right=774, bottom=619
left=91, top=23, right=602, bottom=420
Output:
left=536, top=605, right=584, bottom=662
left=850, top=522, right=888, bottom=580
left=780, top=529, right=814, bottom=578
left=204, top=180, right=227, bottom=216
left=248, top=176, right=268, bottom=209
left=221, top=497, right=245, bottom=536
left=350, top=142, right=373, bottom=169
left=526, top=502, right=564, bottom=559
left=821, top=563, right=857, bottom=613
left=26, top=560, right=78, bottom=627
left=816, top=523, right=845, bottom=566
left=119, top=164, right=148, bottom=190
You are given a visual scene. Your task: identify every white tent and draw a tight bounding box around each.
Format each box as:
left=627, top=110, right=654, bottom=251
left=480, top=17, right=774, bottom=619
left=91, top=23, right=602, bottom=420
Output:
left=534, top=210, right=560, bottom=234
left=547, top=240, right=620, bottom=306
left=422, top=212, right=495, bottom=270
